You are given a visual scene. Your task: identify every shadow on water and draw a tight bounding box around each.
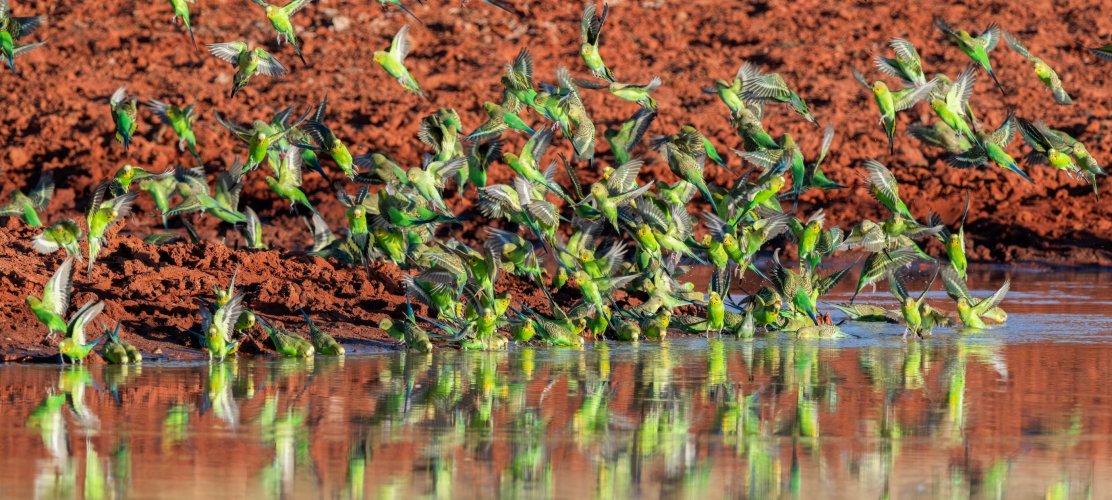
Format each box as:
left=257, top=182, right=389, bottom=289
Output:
left=1, top=336, right=1109, bottom=498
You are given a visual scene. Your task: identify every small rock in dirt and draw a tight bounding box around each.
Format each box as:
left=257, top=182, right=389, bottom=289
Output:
left=7, top=147, right=29, bottom=168
left=332, top=15, right=351, bottom=32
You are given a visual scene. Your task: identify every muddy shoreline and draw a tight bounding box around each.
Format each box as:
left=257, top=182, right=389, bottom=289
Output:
left=1, top=227, right=1104, bottom=363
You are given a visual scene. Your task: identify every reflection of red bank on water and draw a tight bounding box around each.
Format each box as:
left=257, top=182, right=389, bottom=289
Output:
left=2, top=0, right=1112, bottom=354
left=0, top=341, right=1109, bottom=497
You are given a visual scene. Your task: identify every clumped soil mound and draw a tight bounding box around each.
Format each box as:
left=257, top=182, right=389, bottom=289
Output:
left=2, top=0, right=1111, bottom=357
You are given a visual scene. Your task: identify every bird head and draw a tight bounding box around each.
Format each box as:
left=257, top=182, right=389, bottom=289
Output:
left=116, top=164, right=136, bottom=180
left=236, top=310, right=256, bottom=331
left=1048, top=150, right=1073, bottom=169
left=214, top=287, right=231, bottom=306
left=554, top=268, right=569, bottom=288
left=929, top=98, right=946, bottom=115
left=204, top=323, right=221, bottom=340
left=781, top=133, right=796, bottom=148
left=589, top=182, right=608, bottom=199
left=63, top=220, right=82, bottom=237
left=494, top=292, right=511, bottom=315
left=945, top=233, right=963, bottom=251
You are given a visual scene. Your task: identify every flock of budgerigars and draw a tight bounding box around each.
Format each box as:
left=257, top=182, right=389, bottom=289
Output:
left=5, top=0, right=1111, bottom=363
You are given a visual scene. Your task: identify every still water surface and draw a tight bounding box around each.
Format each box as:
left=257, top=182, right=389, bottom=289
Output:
left=2, top=269, right=1111, bottom=499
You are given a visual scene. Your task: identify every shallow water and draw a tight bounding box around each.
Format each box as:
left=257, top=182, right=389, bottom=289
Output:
left=2, top=269, right=1112, bottom=499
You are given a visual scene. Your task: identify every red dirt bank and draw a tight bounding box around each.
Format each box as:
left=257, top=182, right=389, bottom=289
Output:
left=2, top=0, right=1112, bottom=358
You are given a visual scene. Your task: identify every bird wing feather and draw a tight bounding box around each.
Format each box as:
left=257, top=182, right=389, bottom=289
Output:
left=255, top=49, right=289, bottom=76
left=207, top=41, right=248, bottom=64
left=30, top=173, right=54, bottom=209
left=283, top=0, right=313, bottom=15
left=893, top=78, right=937, bottom=112
left=68, top=300, right=105, bottom=345
left=44, top=257, right=74, bottom=317
left=390, top=24, right=412, bottom=62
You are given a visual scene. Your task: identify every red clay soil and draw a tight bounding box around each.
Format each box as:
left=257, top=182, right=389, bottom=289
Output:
left=0, top=225, right=558, bottom=360
left=2, top=0, right=1112, bottom=358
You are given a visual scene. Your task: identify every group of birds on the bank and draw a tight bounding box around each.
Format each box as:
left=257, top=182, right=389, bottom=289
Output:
left=6, top=0, right=1111, bottom=362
